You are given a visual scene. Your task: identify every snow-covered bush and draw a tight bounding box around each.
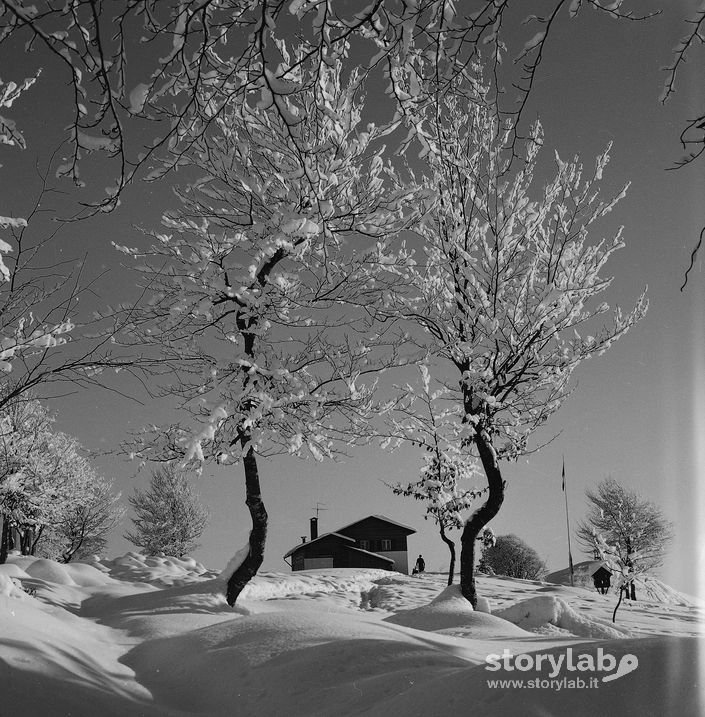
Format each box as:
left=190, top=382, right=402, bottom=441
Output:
left=478, top=534, right=548, bottom=581
left=0, top=396, right=123, bottom=563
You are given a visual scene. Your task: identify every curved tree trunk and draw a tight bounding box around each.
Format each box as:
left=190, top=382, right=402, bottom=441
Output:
left=226, top=442, right=268, bottom=606
left=61, top=534, right=84, bottom=564
left=459, top=426, right=505, bottom=607
left=439, top=524, right=456, bottom=586
left=612, top=585, right=625, bottom=623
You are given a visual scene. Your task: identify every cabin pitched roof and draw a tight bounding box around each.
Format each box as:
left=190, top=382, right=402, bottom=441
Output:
left=588, top=561, right=613, bottom=576
left=336, top=514, right=416, bottom=535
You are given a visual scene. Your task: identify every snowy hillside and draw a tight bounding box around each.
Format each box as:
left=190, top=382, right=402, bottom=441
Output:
left=545, top=560, right=704, bottom=607
left=0, top=552, right=703, bottom=716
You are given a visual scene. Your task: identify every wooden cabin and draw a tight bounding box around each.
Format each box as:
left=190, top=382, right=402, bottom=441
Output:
left=283, top=514, right=416, bottom=574
left=590, top=563, right=613, bottom=594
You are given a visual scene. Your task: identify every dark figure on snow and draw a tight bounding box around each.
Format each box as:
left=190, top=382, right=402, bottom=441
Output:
left=414, top=555, right=425, bottom=574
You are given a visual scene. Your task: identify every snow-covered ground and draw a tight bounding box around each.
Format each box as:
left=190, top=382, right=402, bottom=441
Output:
left=0, top=552, right=702, bottom=716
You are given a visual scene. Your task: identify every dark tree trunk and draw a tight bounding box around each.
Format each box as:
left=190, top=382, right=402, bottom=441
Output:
left=226, top=442, right=268, bottom=606
left=30, top=525, right=44, bottom=556
left=439, top=524, right=456, bottom=586
left=20, top=527, right=33, bottom=555
left=0, top=518, right=10, bottom=564
left=624, top=540, right=636, bottom=601
left=459, top=426, right=505, bottom=608
left=61, top=545, right=78, bottom=564
left=612, top=585, right=625, bottom=623
left=61, top=524, right=86, bottom=563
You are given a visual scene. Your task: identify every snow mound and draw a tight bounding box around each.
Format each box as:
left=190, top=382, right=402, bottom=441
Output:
left=384, top=585, right=529, bottom=636
left=0, top=590, right=155, bottom=716
left=0, top=573, right=24, bottom=598
left=101, top=552, right=214, bottom=587
left=124, top=609, right=471, bottom=716
left=63, top=561, right=117, bottom=587
left=239, top=568, right=391, bottom=602
left=6, top=556, right=116, bottom=588
left=0, top=563, right=30, bottom=580
left=361, top=573, right=444, bottom=612
left=495, top=595, right=629, bottom=639
left=476, top=596, right=492, bottom=613
left=23, top=558, right=77, bottom=585
left=7, top=554, right=40, bottom=572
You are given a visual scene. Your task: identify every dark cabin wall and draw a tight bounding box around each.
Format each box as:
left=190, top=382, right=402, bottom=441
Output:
left=290, top=535, right=395, bottom=571
left=346, top=550, right=392, bottom=570
left=290, top=535, right=351, bottom=570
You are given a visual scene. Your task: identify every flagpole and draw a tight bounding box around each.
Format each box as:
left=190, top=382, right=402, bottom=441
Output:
left=562, top=457, right=575, bottom=587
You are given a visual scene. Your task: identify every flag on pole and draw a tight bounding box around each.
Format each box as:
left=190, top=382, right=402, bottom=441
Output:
left=562, top=457, right=575, bottom=586
left=562, top=460, right=566, bottom=492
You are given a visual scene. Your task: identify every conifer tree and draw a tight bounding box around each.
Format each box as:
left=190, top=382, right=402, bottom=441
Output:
left=125, top=464, right=209, bottom=558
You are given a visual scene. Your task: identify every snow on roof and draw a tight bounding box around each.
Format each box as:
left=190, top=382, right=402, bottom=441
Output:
left=282, top=532, right=355, bottom=560
left=545, top=560, right=613, bottom=585
left=336, top=514, right=417, bottom=535
left=587, top=561, right=613, bottom=575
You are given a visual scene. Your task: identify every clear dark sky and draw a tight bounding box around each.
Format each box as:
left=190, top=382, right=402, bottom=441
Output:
left=2, top=1, right=703, bottom=595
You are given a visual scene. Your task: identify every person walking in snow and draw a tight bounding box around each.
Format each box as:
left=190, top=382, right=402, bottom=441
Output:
left=414, top=555, right=425, bottom=575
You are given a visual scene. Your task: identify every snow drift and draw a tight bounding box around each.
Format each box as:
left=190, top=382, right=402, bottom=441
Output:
left=0, top=553, right=702, bottom=716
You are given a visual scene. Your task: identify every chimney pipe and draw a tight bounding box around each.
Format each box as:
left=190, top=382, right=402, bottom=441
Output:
left=310, top=517, right=318, bottom=541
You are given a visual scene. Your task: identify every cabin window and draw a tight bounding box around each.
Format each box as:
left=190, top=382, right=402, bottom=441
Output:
left=359, top=540, right=370, bottom=551
left=381, top=539, right=392, bottom=551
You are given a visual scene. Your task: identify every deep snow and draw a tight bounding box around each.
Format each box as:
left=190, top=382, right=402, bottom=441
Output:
left=0, top=552, right=702, bottom=716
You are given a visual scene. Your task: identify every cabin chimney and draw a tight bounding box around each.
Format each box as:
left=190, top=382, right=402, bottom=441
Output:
left=310, top=517, right=318, bottom=541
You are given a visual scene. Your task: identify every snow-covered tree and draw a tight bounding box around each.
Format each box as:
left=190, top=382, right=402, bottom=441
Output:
left=124, top=464, right=209, bottom=558
left=662, top=4, right=705, bottom=287
left=388, top=366, right=483, bottom=585
left=576, top=477, right=673, bottom=579
left=381, top=69, right=647, bottom=607
left=0, top=396, right=56, bottom=558
left=0, top=72, right=37, bottom=279
left=0, top=182, right=75, bottom=392
left=0, top=74, right=82, bottom=378
left=121, top=52, right=416, bottom=604
left=0, top=67, right=158, bottom=406
left=0, top=395, right=114, bottom=561
left=36, top=477, right=125, bottom=563
left=0, top=1, right=660, bottom=212
left=0, top=174, right=154, bottom=412
left=590, top=531, right=654, bottom=623
left=477, top=533, right=548, bottom=580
